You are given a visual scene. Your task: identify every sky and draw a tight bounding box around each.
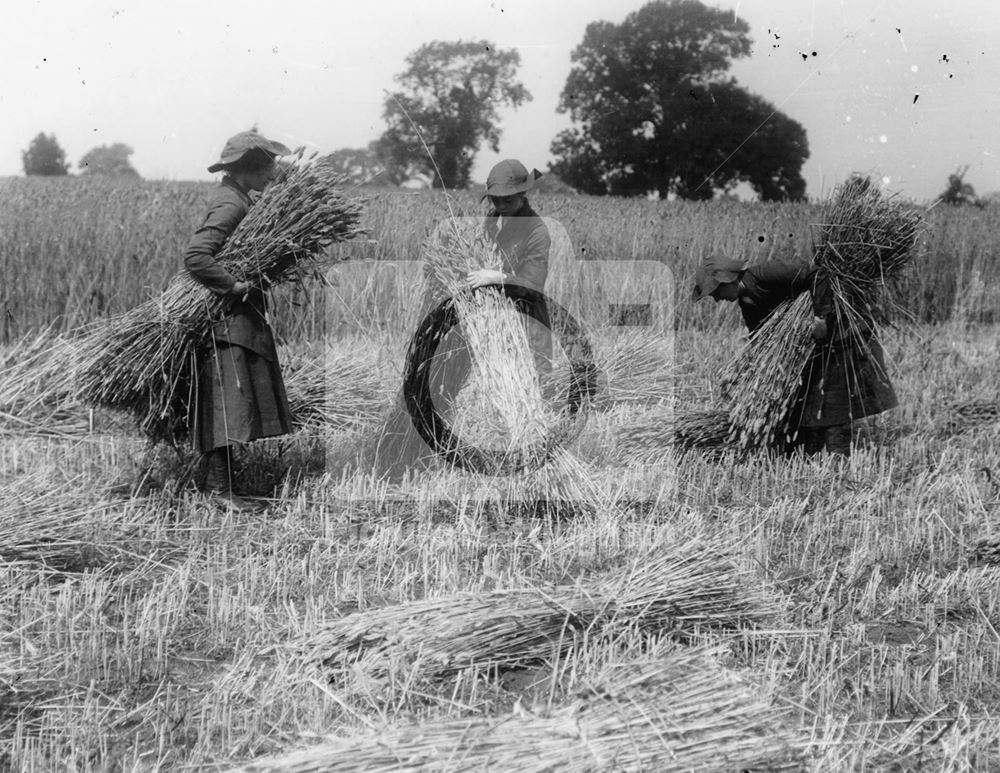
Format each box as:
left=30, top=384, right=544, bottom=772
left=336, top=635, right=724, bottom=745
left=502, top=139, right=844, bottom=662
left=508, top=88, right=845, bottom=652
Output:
left=3, top=0, right=1000, bottom=202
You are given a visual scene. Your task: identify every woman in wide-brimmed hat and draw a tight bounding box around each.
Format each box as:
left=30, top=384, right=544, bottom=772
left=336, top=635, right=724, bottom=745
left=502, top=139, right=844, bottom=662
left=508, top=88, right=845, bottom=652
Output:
left=376, top=160, right=555, bottom=479
left=466, top=159, right=549, bottom=292
left=693, top=254, right=897, bottom=455
left=431, top=159, right=554, bottom=414
left=184, top=129, right=295, bottom=511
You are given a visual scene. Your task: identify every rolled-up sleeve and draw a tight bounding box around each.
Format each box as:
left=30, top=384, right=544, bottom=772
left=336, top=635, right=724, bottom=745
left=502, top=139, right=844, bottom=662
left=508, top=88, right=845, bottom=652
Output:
left=184, top=198, right=245, bottom=295
left=508, top=225, right=550, bottom=291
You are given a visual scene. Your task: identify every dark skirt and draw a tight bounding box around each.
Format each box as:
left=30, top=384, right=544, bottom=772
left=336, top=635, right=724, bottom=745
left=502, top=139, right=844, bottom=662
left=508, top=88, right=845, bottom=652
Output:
left=793, top=335, right=898, bottom=429
left=192, top=341, right=293, bottom=452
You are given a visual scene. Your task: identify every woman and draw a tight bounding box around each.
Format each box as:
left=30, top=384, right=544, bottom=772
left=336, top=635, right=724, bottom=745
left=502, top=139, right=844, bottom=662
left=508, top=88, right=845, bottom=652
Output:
left=184, top=130, right=294, bottom=510
left=434, top=159, right=553, bottom=412
left=378, top=160, right=553, bottom=478
left=468, top=158, right=550, bottom=295
left=693, top=254, right=897, bottom=455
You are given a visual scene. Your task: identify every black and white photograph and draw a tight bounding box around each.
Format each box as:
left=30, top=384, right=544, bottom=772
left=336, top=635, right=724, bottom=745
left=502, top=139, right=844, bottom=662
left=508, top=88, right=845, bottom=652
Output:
left=2, top=0, right=1000, bottom=769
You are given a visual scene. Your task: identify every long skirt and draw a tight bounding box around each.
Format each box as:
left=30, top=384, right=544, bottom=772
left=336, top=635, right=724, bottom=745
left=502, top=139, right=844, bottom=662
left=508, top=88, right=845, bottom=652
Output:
left=192, top=341, right=293, bottom=453
left=794, top=336, right=897, bottom=429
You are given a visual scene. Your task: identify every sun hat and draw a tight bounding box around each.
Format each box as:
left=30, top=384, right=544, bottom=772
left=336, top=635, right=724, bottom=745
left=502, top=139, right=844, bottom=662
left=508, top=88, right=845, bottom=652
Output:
left=482, top=159, right=543, bottom=199
left=691, top=254, right=747, bottom=301
left=207, top=131, right=291, bottom=173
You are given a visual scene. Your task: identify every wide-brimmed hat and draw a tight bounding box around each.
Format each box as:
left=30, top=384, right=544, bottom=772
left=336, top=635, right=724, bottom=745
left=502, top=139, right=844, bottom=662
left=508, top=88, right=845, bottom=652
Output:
left=482, top=159, right=542, bottom=199
left=692, top=254, right=746, bottom=301
left=207, top=131, right=291, bottom=173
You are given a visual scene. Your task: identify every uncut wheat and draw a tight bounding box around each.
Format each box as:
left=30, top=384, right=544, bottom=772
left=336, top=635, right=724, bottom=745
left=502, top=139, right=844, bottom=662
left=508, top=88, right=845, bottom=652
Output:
left=70, top=156, right=364, bottom=444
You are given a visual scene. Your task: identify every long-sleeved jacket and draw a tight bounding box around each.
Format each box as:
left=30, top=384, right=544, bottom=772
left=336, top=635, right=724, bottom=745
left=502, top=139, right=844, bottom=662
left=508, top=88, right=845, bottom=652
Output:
left=737, top=261, right=829, bottom=333
left=184, top=178, right=276, bottom=360
left=736, top=260, right=897, bottom=427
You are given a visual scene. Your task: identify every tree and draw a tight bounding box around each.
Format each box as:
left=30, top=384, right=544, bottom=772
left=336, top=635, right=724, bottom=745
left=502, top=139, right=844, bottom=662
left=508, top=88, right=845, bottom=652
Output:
left=22, top=132, right=69, bottom=176
left=322, top=142, right=388, bottom=186
left=549, top=0, right=809, bottom=201
left=938, top=166, right=980, bottom=206
left=78, top=143, right=139, bottom=177
left=378, top=40, right=531, bottom=189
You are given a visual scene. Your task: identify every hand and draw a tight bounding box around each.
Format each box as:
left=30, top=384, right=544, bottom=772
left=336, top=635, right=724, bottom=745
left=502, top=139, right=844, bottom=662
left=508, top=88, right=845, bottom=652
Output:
left=466, top=269, right=504, bottom=288
left=230, top=280, right=251, bottom=301
left=811, top=316, right=828, bottom=341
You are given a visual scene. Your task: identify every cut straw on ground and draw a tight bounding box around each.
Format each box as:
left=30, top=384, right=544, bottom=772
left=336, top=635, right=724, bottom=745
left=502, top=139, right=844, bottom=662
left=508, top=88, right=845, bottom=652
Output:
left=227, top=647, right=802, bottom=773
left=298, top=537, right=779, bottom=683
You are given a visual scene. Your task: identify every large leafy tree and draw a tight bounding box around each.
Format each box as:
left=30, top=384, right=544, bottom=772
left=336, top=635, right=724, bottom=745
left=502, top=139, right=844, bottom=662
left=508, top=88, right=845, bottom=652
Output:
left=78, top=142, right=139, bottom=177
left=22, top=132, right=69, bottom=176
left=550, top=0, right=808, bottom=201
left=378, top=40, right=531, bottom=189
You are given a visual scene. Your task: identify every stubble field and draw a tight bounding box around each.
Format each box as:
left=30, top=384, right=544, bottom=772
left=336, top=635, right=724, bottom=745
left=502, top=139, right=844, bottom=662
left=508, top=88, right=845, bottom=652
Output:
left=2, top=177, right=1000, bottom=771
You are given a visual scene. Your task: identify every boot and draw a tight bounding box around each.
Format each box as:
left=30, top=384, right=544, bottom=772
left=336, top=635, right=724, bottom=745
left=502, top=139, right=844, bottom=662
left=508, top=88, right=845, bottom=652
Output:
left=203, top=446, right=264, bottom=513
left=204, top=446, right=234, bottom=493
left=824, top=423, right=853, bottom=457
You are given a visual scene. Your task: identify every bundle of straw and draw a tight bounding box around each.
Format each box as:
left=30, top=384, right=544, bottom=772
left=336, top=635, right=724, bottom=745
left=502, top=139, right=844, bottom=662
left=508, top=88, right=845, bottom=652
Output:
left=0, top=330, right=81, bottom=436
left=720, top=293, right=815, bottom=450
left=282, top=347, right=386, bottom=432
left=71, top=156, right=364, bottom=444
left=371, top=217, right=505, bottom=476
left=0, top=644, right=52, bottom=734
left=300, top=539, right=777, bottom=681
left=812, top=175, right=921, bottom=307
left=936, top=398, right=1000, bottom=438
left=373, top=216, right=585, bottom=477
left=0, top=473, right=175, bottom=572
left=593, top=329, right=674, bottom=407
left=721, top=176, right=920, bottom=450
left=228, top=648, right=802, bottom=773
left=614, top=408, right=734, bottom=461
left=421, top=215, right=504, bottom=303
left=673, top=408, right=739, bottom=450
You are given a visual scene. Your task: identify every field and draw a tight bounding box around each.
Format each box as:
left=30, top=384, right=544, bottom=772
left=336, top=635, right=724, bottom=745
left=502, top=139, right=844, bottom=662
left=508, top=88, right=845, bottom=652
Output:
left=3, top=176, right=1000, bottom=771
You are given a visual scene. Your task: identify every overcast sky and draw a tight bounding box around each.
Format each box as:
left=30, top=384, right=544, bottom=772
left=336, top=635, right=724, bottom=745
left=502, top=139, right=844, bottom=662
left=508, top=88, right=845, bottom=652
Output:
left=4, top=0, right=999, bottom=202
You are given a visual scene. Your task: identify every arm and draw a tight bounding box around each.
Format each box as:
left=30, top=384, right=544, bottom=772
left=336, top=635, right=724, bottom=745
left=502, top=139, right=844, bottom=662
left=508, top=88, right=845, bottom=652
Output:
left=184, top=197, right=247, bottom=296
left=506, top=224, right=550, bottom=291
left=747, top=260, right=829, bottom=337
left=749, top=260, right=814, bottom=296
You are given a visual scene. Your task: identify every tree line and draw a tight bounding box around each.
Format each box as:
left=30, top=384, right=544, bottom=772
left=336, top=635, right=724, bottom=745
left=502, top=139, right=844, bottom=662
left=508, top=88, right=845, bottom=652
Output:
left=17, top=0, right=986, bottom=203
left=22, top=133, right=138, bottom=177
